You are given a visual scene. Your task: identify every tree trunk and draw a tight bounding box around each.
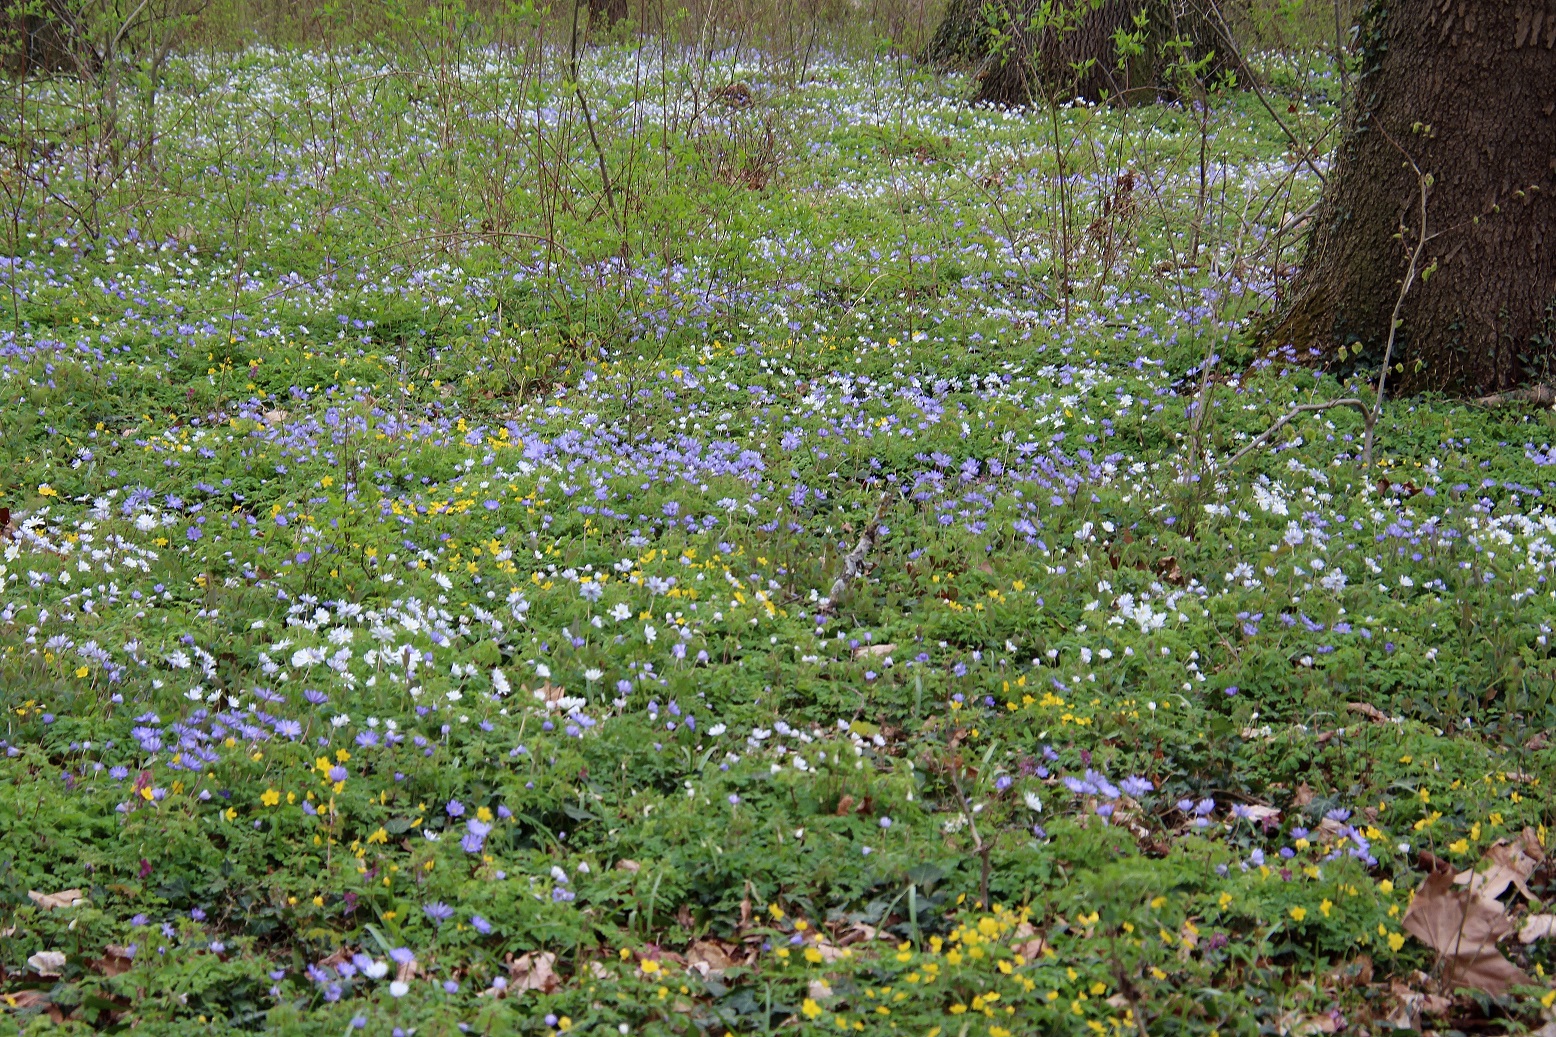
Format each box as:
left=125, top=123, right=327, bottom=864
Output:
left=923, top=0, right=1241, bottom=106
left=1266, top=0, right=1556, bottom=395
left=588, top=0, right=629, bottom=26
left=2, top=1, right=75, bottom=77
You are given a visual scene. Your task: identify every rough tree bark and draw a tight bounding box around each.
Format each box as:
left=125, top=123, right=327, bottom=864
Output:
left=587, top=0, right=629, bottom=26
left=2, top=1, right=75, bottom=77
left=1266, top=0, right=1556, bottom=395
left=923, top=0, right=1241, bottom=106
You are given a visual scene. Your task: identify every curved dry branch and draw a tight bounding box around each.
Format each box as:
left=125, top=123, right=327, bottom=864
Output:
left=1214, top=397, right=1371, bottom=474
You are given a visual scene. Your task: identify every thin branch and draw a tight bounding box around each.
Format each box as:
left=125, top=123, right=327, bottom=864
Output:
left=1199, top=0, right=1328, bottom=186
left=1364, top=130, right=1431, bottom=467
left=570, top=0, right=619, bottom=226
left=1214, top=398, right=1370, bottom=474
left=1476, top=384, right=1556, bottom=408
left=816, top=493, right=890, bottom=618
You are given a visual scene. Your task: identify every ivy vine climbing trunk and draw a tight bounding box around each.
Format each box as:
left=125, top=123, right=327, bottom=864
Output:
left=1266, top=0, right=1556, bottom=394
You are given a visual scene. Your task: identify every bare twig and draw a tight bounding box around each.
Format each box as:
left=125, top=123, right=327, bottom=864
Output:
left=570, top=0, right=619, bottom=227
left=1476, top=384, right=1556, bottom=408
left=1200, top=0, right=1328, bottom=186
left=1364, top=131, right=1432, bottom=467
left=946, top=759, right=994, bottom=912
left=815, top=493, right=890, bottom=617
left=1214, top=398, right=1371, bottom=474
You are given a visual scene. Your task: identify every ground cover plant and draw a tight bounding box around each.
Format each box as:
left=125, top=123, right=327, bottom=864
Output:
left=3, top=4, right=1556, bottom=1034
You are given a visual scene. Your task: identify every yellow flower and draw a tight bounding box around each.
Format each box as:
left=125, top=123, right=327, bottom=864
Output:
left=1289, top=907, right=1307, bottom=922
left=948, top=1004, right=967, bottom=1015
left=38, top=484, right=58, bottom=497
left=1448, top=838, right=1469, bottom=855
left=74, top=666, right=89, bottom=678
left=260, top=789, right=281, bottom=807
left=802, top=998, right=823, bottom=1019
left=804, top=948, right=823, bottom=964
left=1387, top=932, right=1406, bottom=952
left=1320, top=899, right=1332, bottom=918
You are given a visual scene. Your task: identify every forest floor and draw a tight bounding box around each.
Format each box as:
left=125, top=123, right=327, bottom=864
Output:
left=2, top=41, right=1556, bottom=1037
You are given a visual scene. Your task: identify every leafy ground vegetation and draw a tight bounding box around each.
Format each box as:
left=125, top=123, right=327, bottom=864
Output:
left=3, top=18, right=1556, bottom=1037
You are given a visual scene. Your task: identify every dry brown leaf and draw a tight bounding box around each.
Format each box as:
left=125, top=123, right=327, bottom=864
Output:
left=93, top=945, right=136, bottom=977
left=1316, top=817, right=1349, bottom=843
left=686, top=939, right=738, bottom=978
left=1292, top=783, right=1315, bottom=808
left=1010, top=921, right=1050, bottom=960
left=2, top=990, right=52, bottom=1011
left=838, top=923, right=877, bottom=946
left=807, top=978, right=834, bottom=1001
left=318, top=946, right=352, bottom=970
left=1520, top=825, right=1546, bottom=862
left=1386, top=977, right=1451, bottom=1028
left=809, top=940, right=846, bottom=963
left=1346, top=701, right=1390, bottom=723
left=615, top=859, right=641, bottom=873
left=262, top=409, right=290, bottom=424
left=1518, top=914, right=1556, bottom=944
left=851, top=643, right=895, bottom=659
left=28, top=889, right=83, bottom=910
left=1178, top=921, right=1201, bottom=951
left=533, top=681, right=568, bottom=706
left=1276, top=1011, right=1338, bottom=1035
left=1242, top=805, right=1281, bottom=823
left=28, top=951, right=67, bottom=977
left=1401, top=869, right=1529, bottom=995
left=1454, top=838, right=1539, bottom=904
left=834, top=794, right=857, bottom=816
left=507, top=951, right=558, bottom=994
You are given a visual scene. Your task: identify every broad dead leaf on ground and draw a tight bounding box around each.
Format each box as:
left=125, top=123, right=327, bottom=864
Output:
left=1400, top=869, right=1529, bottom=996
left=1518, top=914, right=1556, bottom=944
left=27, top=889, right=83, bottom=911
left=686, top=938, right=740, bottom=978
left=507, top=951, right=559, bottom=994
left=1454, top=837, right=1539, bottom=904
left=27, top=951, right=66, bottom=977
left=1275, top=1009, right=1338, bottom=1035
left=92, top=946, right=136, bottom=977
left=3, top=990, right=52, bottom=1011
left=1383, top=979, right=1451, bottom=1031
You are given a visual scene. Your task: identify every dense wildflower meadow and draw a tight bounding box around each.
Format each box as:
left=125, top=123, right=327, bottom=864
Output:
left=2, top=31, right=1556, bottom=1037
